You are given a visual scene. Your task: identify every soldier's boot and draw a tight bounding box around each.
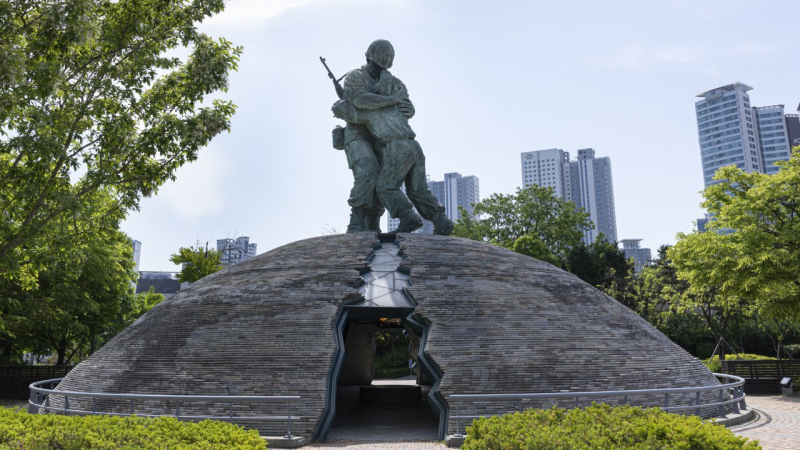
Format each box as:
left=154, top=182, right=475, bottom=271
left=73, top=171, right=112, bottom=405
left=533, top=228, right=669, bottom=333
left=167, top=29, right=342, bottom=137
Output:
left=395, top=209, right=423, bottom=233
left=432, top=212, right=455, bottom=236
left=346, top=208, right=369, bottom=233
left=365, top=213, right=383, bottom=233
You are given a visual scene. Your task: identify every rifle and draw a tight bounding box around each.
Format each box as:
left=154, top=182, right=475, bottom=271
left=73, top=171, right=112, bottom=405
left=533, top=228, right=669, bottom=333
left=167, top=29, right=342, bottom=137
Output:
left=319, top=56, right=345, bottom=100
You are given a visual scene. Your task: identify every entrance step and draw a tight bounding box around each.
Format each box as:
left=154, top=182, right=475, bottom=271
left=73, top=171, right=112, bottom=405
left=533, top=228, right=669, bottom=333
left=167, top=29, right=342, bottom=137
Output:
left=360, top=385, right=422, bottom=404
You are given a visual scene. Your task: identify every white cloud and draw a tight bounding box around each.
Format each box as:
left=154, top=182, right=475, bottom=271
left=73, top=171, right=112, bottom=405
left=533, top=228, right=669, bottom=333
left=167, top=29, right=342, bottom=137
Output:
left=206, top=0, right=320, bottom=24
left=590, top=45, right=705, bottom=70
left=736, top=42, right=783, bottom=55
left=158, top=148, right=230, bottom=221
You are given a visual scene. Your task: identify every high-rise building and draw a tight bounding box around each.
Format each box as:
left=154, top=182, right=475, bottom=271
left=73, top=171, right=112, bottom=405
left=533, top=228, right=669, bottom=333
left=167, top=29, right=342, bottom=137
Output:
left=441, top=172, right=480, bottom=222
left=694, top=84, right=797, bottom=230
left=387, top=172, right=480, bottom=234
left=520, top=148, right=617, bottom=245
left=694, top=82, right=760, bottom=187
left=131, top=239, right=142, bottom=273
left=695, top=83, right=796, bottom=185
left=786, top=107, right=800, bottom=150
left=216, top=236, right=257, bottom=266
left=521, top=148, right=573, bottom=201
left=619, top=239, right=652, bottom=273
left=754, top=105, right=792, bottom=175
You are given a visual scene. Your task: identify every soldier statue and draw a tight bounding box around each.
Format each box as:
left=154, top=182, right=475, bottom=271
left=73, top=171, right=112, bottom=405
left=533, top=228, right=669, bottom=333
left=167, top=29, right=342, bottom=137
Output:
left=324, top=40, right=453, bottom=235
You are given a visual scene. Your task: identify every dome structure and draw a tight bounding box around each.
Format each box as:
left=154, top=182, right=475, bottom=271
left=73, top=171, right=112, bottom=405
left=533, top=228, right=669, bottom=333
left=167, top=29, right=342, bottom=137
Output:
left=55, top=233, right=725, bottom=442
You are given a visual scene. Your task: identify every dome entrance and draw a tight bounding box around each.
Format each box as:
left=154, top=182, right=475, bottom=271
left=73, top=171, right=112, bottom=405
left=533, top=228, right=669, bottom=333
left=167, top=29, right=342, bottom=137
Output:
left=316, top=236, right=445, bottom=440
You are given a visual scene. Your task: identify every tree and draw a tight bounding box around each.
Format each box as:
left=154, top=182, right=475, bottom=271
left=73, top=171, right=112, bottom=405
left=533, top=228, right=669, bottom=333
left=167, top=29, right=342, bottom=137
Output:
left=452, top=184, right=593, bottom=266
left=170, top=245, right=223, bottom=283
left=565, top=234, right=632, bottom=291
left=670, top=147, right=800, bottom=358
left=1, top=224, right=138, bottom=365
left=0, top=0, right=242, bottom=288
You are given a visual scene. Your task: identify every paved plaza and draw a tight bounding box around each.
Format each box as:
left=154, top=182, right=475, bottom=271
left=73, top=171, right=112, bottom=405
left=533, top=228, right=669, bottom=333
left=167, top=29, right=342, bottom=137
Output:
left=729, top=395, right=800, bottom=450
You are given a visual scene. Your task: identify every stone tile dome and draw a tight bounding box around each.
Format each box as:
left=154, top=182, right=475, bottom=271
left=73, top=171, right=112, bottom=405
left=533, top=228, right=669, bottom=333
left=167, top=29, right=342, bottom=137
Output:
left=55, top=233, right=724, bottom=440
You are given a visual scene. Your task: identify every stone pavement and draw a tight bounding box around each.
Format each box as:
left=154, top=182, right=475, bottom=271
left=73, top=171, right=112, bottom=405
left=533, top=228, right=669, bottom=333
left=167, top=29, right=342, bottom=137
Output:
left=729, top=395, right=800, bottom=450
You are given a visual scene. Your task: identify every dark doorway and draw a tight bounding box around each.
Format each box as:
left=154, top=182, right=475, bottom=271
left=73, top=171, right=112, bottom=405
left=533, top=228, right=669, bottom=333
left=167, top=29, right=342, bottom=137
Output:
left=325, top=317, right=439, bottom=441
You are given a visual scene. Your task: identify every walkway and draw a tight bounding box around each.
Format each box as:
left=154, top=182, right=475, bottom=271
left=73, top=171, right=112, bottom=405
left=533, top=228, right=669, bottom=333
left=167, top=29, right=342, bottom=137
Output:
left=729, top=395, right=800, bottom=450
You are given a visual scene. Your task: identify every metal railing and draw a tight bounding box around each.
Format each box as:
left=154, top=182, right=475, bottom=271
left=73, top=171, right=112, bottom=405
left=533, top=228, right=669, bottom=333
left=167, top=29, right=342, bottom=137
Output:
left=29, top=378, right=301, bottom=438
left=448, top=373, right=747, bottom=437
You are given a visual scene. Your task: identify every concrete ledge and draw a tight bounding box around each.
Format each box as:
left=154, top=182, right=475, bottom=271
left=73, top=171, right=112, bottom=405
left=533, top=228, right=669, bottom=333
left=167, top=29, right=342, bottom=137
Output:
left=709, top=408, right=756, bottom=427
left=262, top=436, right=309, bottom=448
left=446, top=434, right=466, bottom=448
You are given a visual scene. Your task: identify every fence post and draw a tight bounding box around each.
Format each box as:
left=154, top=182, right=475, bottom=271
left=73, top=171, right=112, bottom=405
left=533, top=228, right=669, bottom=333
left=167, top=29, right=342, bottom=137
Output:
left=175, top=401, right=181, bottom=419
left=284, top=401, right=293, bottom=439
left=731, top=386, right=740, bottom=414
left=28, top=387, right=38, bottom=414
left=663, top=393, right=669, bottom=410
left=717, top=389, right=726, bottom=418
left=130, top=399, right=134, bottom=415
left=738, top=386, right=747, bottom=410
left=229, top=402, right=233, bottom=419
left=64, top=396, right=69, bottom=412
left=455, top=403, right=462, bottom=437
left=92, top=398, right=97, bottom=414
left=694, top=391, right=700, bottom=416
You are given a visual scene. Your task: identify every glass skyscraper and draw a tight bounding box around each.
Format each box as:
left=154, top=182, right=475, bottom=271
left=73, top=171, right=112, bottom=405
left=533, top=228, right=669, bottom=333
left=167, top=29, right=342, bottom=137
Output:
left=694, top=82, right=760, bottom=187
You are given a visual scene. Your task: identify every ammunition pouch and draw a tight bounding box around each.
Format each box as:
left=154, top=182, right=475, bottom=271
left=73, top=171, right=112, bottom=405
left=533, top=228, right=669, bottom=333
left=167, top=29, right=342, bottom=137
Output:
left=332, top=125, right=345, bottom=150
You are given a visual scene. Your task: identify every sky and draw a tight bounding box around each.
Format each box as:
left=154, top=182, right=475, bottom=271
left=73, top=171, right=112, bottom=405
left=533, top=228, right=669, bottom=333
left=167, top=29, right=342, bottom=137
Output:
left=122, top=0, right=800, bottom=272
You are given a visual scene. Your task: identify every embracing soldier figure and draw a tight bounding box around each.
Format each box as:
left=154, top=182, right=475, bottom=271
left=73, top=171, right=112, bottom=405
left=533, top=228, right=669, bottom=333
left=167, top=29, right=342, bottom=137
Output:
left=333, top=40, right=454, bottom=235
left=328, top=41, right=415, bottom=233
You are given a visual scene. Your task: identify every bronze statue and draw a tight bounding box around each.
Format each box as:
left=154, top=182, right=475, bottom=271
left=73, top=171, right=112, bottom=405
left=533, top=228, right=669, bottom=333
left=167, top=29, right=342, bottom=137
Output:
left=324, top=40, right=453, bottom=235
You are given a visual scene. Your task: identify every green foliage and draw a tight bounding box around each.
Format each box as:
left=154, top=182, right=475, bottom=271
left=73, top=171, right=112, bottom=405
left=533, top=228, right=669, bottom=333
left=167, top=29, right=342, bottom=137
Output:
left=0, top=218, right=138, bottom=365
left=170, top=246, right=224, bottom=283
left=462, top=403, right=760, bottom=450
left=704, top=353, right=775, bottom=373
left=670, top=147, right=800, bottom=356
left=373, top=329, right=412, bottom=378
left=0, top=407, right=266, bottom=449
left=452, top=184, right=592, bottom=266
left=130, top=287, right=166, bottom=320
left=566, top=234, right=632, bottom=292
left=0, top=0, right=242, bottom=287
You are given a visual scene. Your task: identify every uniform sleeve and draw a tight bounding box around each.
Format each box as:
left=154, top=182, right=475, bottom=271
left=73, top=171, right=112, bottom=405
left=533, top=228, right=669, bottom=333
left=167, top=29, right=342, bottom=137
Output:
left=343, top=70, right=370, bottom=104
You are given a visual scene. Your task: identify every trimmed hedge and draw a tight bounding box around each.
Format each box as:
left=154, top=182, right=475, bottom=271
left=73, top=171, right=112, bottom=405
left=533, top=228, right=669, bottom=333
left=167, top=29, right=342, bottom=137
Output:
left=462, top=403, right=760, bottom=450
left=0, top=407, right=266, bottom=450
left=705, top=353, right=775, bottom=373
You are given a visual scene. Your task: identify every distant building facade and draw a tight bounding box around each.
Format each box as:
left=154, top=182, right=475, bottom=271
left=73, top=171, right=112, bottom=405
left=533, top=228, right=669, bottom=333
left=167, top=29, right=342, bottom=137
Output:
left=786, top=109, right=800, bottom=150
left=136, top=271, right=181, bottom=299
left=521, top=148, right=617, bottom=245
left=216, top=236, right=257, bottom=266
left=694, top=82, right=760, bottom=187
left=619, top=239, right=652, bottom=273
left=694, top=83, right=797, bottom=228
left=387, top=173, right=480, bottom=234
left=753, top=105, right=792, bottom=175
left=131, top=239, right=142, bottom=273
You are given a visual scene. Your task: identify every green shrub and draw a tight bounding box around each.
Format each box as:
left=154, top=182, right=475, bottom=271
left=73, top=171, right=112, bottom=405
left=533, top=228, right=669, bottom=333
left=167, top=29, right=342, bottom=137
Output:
left=462, top=403, right=760, bottom=450
left=704, top=353, right=775, bottom=373
left=0, top=407, right=266, bottom=450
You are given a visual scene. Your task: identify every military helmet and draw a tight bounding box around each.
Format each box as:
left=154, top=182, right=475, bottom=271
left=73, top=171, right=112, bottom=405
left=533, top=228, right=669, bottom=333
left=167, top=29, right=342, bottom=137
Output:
left=365, top=39, right=394, bottom=69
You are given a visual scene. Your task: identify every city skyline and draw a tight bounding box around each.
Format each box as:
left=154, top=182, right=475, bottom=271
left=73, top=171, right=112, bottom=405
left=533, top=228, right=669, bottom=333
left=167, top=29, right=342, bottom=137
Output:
left=120, top=0, right=800, bottom=271
left=522, top=148, right=617, bottom=245
left=387, top=172, right=480, bottom=234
